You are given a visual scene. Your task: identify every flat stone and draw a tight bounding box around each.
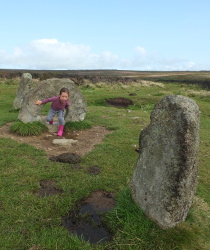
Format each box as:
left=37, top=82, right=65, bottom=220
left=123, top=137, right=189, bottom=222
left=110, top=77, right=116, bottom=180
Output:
left=52, top=139, right=78, bottom=145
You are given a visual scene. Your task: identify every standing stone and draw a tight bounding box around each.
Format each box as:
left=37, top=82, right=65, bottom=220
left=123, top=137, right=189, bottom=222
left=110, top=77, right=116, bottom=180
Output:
left=13, top=73, right=33, bottom=109
left=18, top=78, right=86, bottom=123
left=130, top=95, right=200, bottom=229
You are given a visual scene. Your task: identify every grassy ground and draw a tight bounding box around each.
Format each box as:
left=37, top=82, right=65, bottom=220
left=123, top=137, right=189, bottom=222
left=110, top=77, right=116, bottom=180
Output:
left=0, top=77, right=209, bottom=249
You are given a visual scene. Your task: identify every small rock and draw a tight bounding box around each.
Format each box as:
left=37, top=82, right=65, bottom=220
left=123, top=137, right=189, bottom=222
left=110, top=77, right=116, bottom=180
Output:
left=52, top=139, right=78, bottom=146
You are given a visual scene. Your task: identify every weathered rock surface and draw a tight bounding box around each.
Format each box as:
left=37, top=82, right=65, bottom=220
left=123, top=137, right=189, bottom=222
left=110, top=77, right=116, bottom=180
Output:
left=13, top=73, right=34, bottom=109
left=130, top=95, right=200, bottom=229
left=45, top=123, right=58, bottom=133
left=18, top=78, right=86, bottom=123
left=52, top=139, right=78, bottom=145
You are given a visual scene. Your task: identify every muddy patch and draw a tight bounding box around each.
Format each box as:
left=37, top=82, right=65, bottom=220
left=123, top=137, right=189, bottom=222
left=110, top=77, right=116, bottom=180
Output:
left=35, top=180, right=63, bottom=198
left=49, top=153, right=81, bottom=164
left=129, top=93, right=137, bottom=96
left=106, top=97, right=133, bottom=108
left=71, top=164, right=83, bottom=170
left=0, top=202, right=4, bottom=210
left=62, top=190, right=115, bottom=244
left=86, top=165, right=101, bottom=175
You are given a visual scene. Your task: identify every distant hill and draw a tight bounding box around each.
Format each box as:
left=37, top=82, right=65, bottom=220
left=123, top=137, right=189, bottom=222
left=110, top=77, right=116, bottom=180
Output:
left=1, top=69, right=210, bottom=88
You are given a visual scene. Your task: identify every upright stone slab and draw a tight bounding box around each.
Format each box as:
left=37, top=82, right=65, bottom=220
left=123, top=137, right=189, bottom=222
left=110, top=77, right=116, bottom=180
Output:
left=13, top=73, right=33, bottom=109
left=18, top=78, right=86, bottom=123
left=130, top=95, right=200, bottom=229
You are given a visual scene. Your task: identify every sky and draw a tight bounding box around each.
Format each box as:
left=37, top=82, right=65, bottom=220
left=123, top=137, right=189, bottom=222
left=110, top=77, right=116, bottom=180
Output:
left=0, top=0, right=210, bottom=71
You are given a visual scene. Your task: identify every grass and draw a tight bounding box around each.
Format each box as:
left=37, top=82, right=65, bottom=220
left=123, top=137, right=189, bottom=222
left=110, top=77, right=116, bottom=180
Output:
left=0, top=75, right=210, bottom=249
left=0, top=83, right=19, bottom=126
left=104, top=188, right=208, bottom=250
left=10, top=121, right=48, bottom=136
left=65, top=120, right=93, bottom=131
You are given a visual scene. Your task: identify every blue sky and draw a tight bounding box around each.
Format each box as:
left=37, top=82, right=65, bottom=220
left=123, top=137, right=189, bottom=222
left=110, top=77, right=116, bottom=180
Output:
left=1, top=0, right=210, bottom=71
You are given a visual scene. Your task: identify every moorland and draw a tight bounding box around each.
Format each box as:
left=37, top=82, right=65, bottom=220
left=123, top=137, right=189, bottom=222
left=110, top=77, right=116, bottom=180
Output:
left=0, top=70, right=210, bottom=249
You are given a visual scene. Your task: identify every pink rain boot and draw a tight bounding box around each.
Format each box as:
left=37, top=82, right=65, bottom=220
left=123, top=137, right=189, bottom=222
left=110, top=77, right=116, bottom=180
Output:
left=57, top=125, right=64, bottom=137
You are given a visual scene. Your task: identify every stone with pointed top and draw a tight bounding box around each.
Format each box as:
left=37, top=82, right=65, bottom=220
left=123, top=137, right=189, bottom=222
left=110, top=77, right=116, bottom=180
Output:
left=13, top=73, right=34, bottom=109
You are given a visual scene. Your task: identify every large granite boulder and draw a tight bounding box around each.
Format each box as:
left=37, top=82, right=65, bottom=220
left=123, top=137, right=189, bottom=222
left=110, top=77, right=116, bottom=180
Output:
left=130, top=95, right=200, bottom=229
left=13, top=73, right=34, bottom=109
left=18, top=78, right=86, bottom=123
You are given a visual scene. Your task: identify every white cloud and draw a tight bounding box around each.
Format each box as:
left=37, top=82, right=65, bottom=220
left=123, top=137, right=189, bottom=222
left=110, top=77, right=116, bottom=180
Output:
left=0, top=39, right=120, bottom=70
left=135, top=46, right=147, bottom=56
left=0, top=39, right=207, bottom=71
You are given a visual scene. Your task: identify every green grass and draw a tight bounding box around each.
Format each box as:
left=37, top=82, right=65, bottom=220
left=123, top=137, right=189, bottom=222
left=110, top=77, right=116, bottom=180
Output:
left=0, top=84, right=19, bottom=126
left=65, top=120, right=93, bottom=131
left=10, top=120, right=48, bottom=136
left=0, top=77, right=210, bottom=249
left=104, top=188, right=208, bottom=250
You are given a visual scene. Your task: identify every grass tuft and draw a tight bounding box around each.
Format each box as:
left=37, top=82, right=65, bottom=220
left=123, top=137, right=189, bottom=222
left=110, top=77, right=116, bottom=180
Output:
left=10, top=121, right=48, bottom=136
left=65, top=120, right=93, bottom=131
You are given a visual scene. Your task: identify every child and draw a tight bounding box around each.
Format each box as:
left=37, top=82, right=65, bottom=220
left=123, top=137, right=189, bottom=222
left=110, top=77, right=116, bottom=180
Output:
left=35, top=87, right=70, bottom=137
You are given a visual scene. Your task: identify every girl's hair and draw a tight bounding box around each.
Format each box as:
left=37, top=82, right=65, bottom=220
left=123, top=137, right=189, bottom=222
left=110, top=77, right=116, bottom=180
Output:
left=60, top=87, right=69, bottom=96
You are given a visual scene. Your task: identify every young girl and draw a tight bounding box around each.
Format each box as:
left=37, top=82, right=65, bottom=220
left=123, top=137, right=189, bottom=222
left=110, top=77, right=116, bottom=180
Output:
left=35, top=87, right=70, bottom=137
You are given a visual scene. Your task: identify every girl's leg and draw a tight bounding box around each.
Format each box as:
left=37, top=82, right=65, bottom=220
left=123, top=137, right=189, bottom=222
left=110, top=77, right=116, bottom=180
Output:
left=46, top=107, right=57, bottom=123
left=57, top=110, right=65, bottom=136
left=58, top=109, right=65, bottom=125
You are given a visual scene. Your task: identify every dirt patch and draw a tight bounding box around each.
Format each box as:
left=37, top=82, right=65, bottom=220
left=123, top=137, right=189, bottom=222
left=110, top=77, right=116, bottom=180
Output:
left=86, top=165, right=101, bottom=175
left=49, top=153, right=81, bottom=164
left=106, top=97, right=133, bottom=108
left=71, top=164, right=83, bottom=170
left=62, top=190, right=115, bottom=244
left=34, top=180, right=63, bottom=198
left=0, top=123, right=112, bottom=157
left=0, top=202, right=4, bottom=211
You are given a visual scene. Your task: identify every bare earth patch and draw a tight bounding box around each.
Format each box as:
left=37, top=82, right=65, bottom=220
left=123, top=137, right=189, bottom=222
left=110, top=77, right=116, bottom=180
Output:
left=0, top=123, right=112, bottom=157
left=35, top=180, right=64, bottom=198
left=106, top=97, right=133, bottom=108
left=62, top=190, right=115, bottom=244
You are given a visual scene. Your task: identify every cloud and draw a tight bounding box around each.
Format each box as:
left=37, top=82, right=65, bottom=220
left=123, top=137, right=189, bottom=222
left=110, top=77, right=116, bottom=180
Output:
left=128, top=48, right=206, bottom=71
left=0, top=39, right=206, bottom=71
left=135, top=46, right=147, bottom=56
left=0, top=39, right=120, bottom=70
